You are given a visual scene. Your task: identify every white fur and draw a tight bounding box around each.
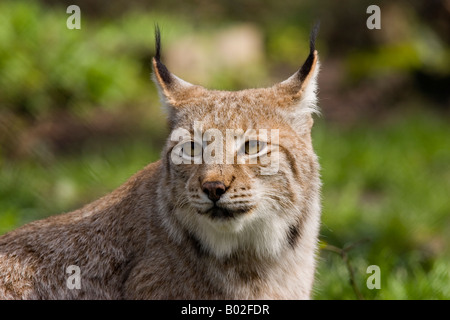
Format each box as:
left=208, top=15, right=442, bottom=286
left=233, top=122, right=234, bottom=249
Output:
left=279, top=59, right=321, bottom=134
left=173, top=180, right=302, bottom=259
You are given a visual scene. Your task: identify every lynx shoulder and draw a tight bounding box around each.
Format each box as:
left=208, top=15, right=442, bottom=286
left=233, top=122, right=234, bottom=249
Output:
left=0, top=24, right=322, bottom=299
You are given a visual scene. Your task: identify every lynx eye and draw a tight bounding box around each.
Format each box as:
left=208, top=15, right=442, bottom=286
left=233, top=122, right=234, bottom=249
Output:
left=245, top=140, right=266, bottom=155
left=182, top=141, right=202, bottom=158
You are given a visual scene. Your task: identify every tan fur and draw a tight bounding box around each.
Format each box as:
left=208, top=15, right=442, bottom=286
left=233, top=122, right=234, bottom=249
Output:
left=0, top=43, right=321, bottom=300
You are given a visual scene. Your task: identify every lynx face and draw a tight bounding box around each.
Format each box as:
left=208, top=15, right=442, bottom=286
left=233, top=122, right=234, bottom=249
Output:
left=154, top=28, right=321, bottom=259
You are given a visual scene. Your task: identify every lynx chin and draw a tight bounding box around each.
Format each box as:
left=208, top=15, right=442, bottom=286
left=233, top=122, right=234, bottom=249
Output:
left=0, top=24, right=322, bottom=299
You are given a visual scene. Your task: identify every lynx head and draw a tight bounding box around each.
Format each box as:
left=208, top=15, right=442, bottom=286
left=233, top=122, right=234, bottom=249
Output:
left=153, top=25, right=321, bottom=259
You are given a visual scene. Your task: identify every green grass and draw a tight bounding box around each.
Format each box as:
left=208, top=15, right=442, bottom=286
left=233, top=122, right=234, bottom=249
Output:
left=312, top=110, right=450, bottom=299
left=0, top=140, right=161, bottom=234
left=1, top=110, right=448, bottom=299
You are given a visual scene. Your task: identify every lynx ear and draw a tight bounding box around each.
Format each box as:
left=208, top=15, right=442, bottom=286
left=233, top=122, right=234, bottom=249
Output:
left=152, top=26, right=204, bottom=108
left=275, top=23, right=320, bottom=116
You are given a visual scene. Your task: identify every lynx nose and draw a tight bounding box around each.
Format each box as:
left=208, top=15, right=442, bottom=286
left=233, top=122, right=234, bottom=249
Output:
left=202, top=181, right=226, bottom=202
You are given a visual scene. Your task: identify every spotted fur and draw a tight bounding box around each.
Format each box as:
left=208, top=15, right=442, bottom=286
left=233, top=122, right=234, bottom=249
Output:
left=0, top=26, right=321, bottom=299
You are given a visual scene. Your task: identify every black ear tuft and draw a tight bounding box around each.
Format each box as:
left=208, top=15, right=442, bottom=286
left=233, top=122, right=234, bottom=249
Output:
left=298, top=21, right=320, bottom=82
left=153, top=24, right=173, bottom=85
left=309, top=21, right=320, bottom=55
left=154, top=24, right=162, bottom=61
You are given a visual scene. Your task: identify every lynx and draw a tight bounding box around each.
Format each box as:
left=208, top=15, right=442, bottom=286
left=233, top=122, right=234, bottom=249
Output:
left=0, top=25, right=321, bottom=299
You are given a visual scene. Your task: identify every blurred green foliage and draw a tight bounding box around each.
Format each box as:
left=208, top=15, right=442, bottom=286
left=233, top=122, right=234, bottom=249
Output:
left=0, top=141, right=161, bottom=234
left=0, top=1, right=183, bottom=117
left=313, top=111, right=450, bottom=299
left=0, top=2, right=125, bottom=115
left=0, top=0, right=449, bottom=300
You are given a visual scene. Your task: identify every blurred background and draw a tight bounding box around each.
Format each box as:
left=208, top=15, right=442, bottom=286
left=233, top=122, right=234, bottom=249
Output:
left=0, top=0, right=449, bottom=299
